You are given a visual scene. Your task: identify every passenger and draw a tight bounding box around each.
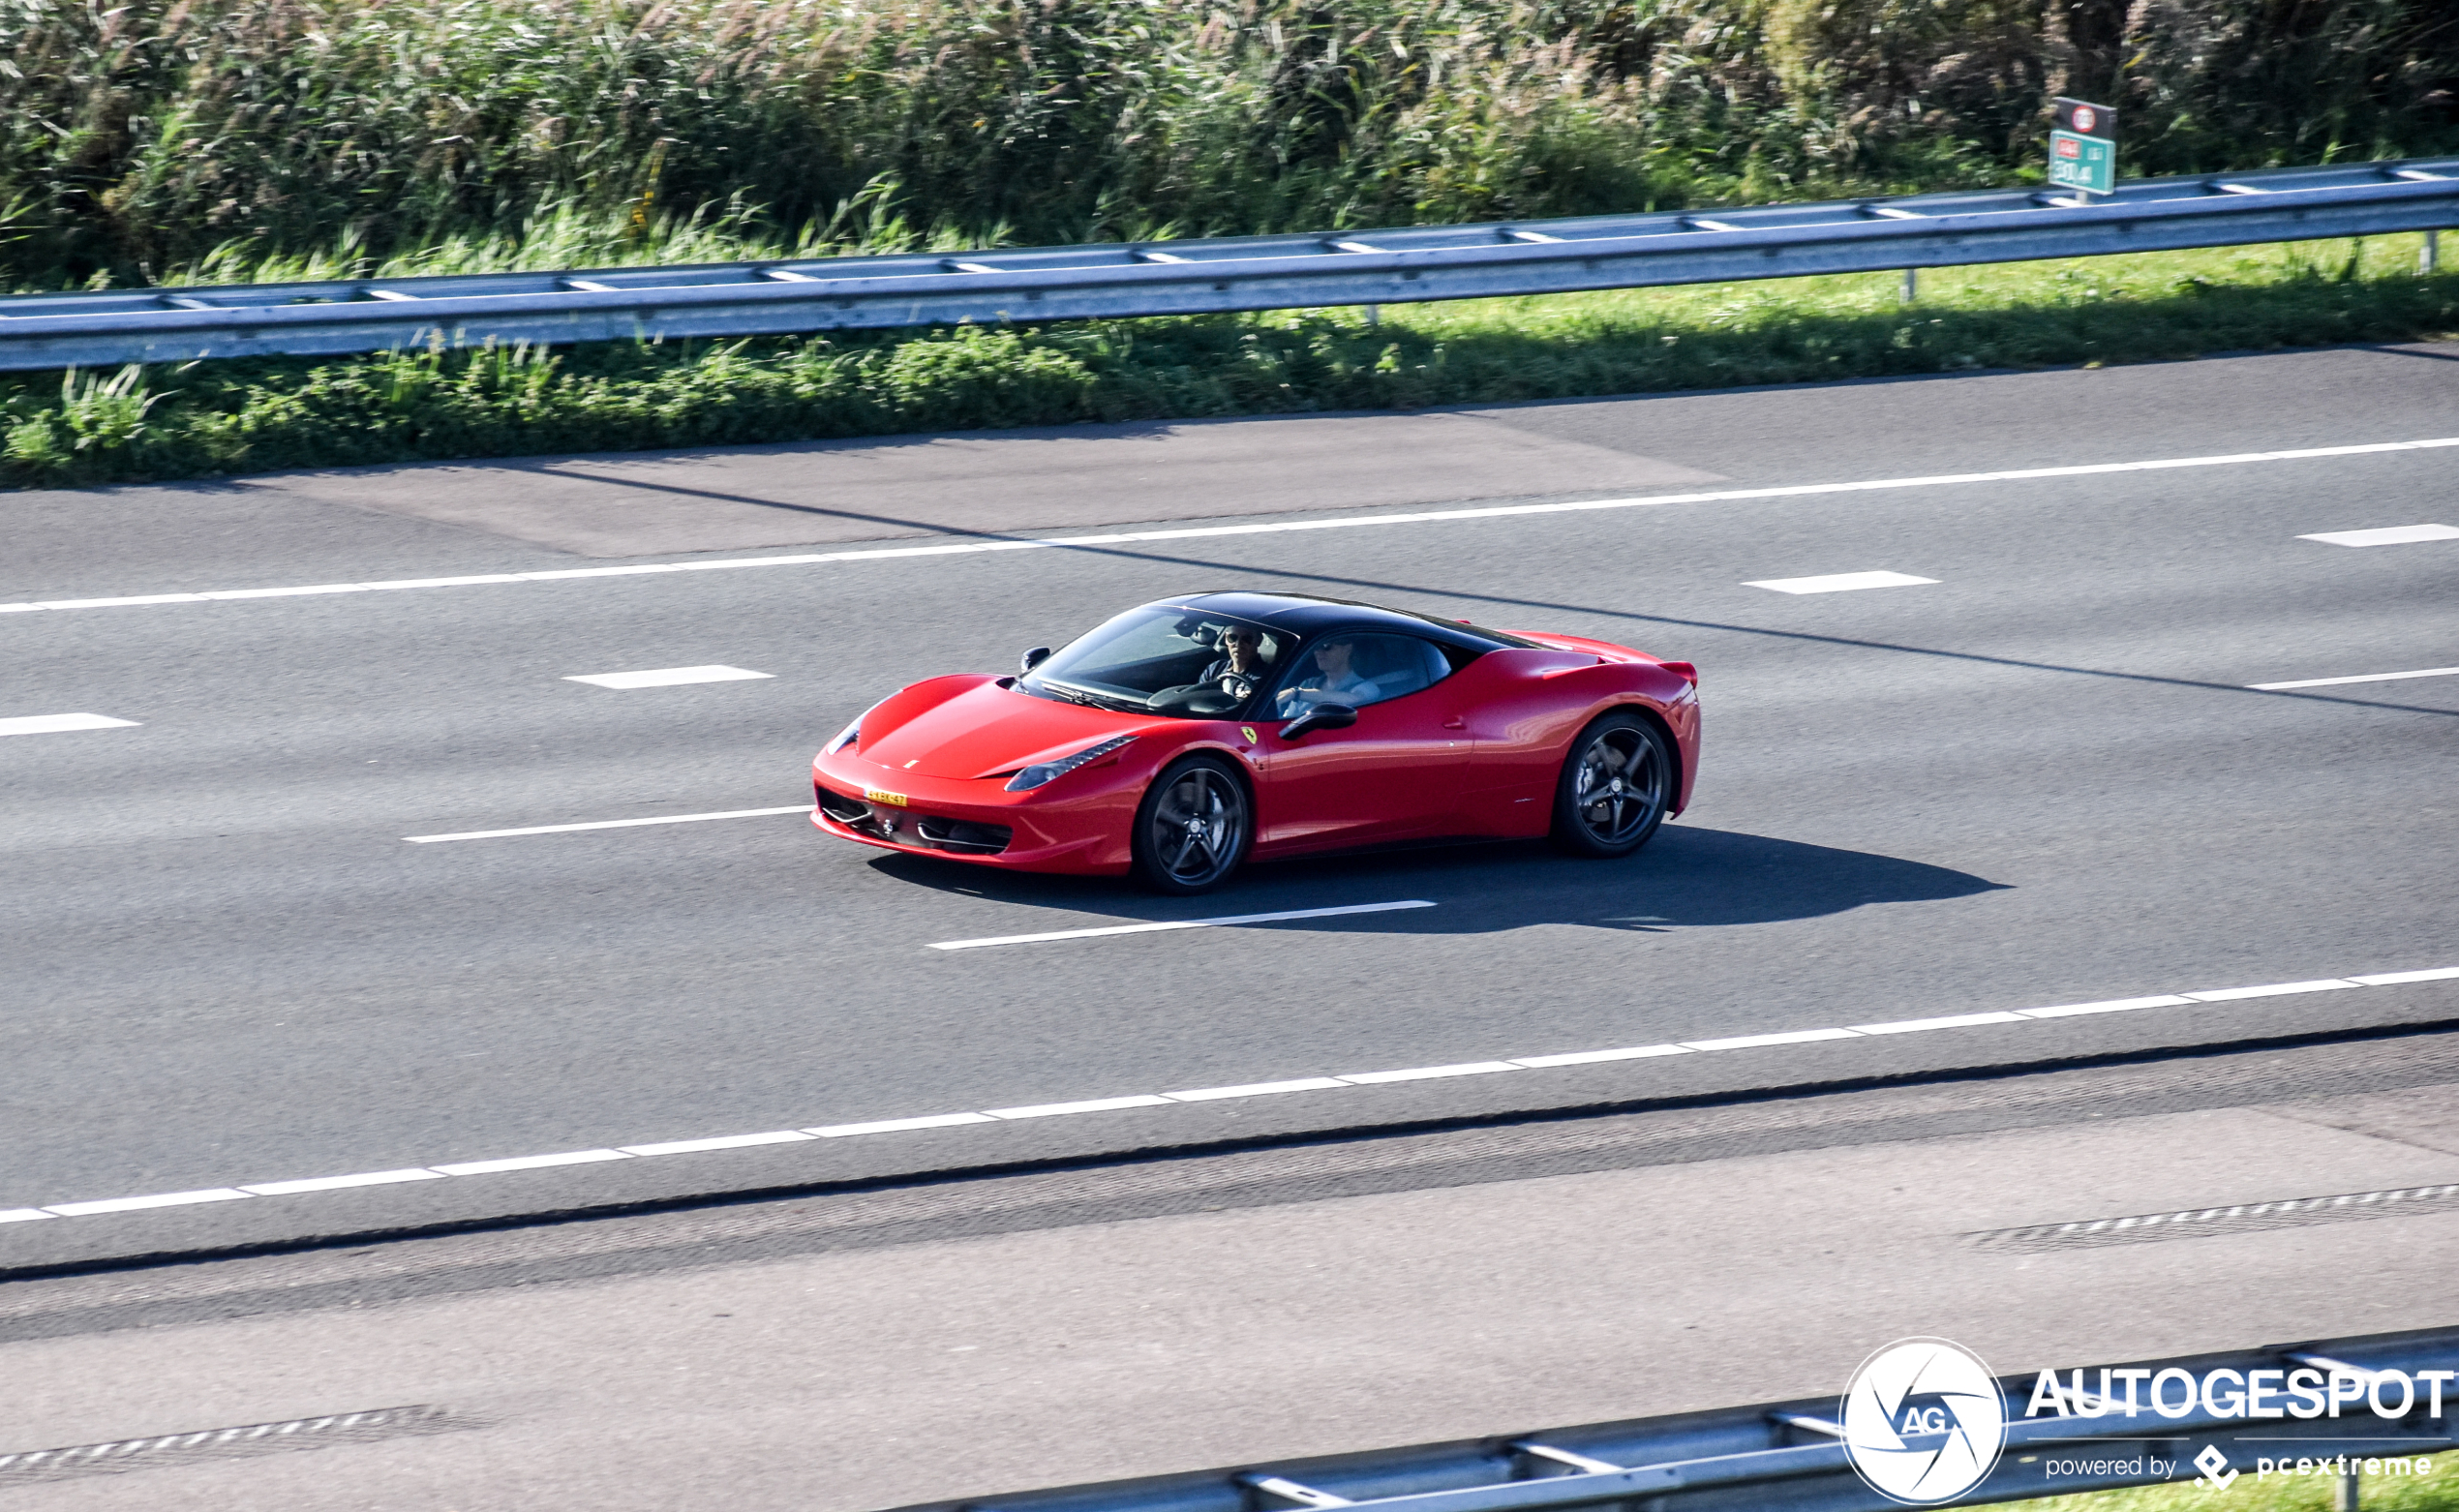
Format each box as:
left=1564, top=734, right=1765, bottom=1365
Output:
left=1277, top=637, right=1380, bottom=715
left=1199, top=625, right=1271, bottom=687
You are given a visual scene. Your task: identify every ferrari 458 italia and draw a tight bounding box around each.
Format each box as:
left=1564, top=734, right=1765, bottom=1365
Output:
left=812, top=591, right=1699, bottom=893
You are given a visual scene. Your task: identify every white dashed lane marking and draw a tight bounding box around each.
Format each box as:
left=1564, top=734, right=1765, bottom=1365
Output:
left=4, top=438, right=2452, bottom=617
left=926, top=899, right=1437, bottom=951
left=563, top=665, right=773, bottom=689
left=0, top=712, right=140, bottom=737
left=1744, top=570, right=1939, bottom=594
left=404, top=806, right=809, bottom=843
left=2298, top=524, right=2459, bottom=547
left=2251, top=665, right=2459, bottom=691
left=14, top=964, right=2457, bottom=1225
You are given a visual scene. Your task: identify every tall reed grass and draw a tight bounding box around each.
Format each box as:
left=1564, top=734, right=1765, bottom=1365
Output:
left=4, top=0, right=2454, bottom=292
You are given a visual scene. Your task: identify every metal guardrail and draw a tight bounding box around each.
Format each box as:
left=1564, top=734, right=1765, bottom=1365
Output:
left=0, top=158, right=2451, bottom=373
left=884, top=1326, right=2459, bottom=1512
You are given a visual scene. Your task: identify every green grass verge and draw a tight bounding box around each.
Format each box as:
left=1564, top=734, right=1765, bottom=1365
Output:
left=5, top=234, right=2454, bottom=492
left=1991, top=1447, right=2459, bottom=1512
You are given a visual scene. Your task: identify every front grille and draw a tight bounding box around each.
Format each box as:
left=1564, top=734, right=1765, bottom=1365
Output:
left=815, top=784, right=1011, bottom=856
left=814, top=784, right=870, bottom=824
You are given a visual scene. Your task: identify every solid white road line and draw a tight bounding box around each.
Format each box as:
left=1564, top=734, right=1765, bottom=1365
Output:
left=1338, top=1061, right=1522, bottom=1084
left=2299, top=524, right=2459, bottom=547
left=24, top=963, right=2458, bottom=1223
left=2010, top=993, right=2193, bottom=1018
left=429, top=1149, right=628, bottom=1176
left=1162, top=1077, right=1351, bottom=1102
left=985, top=1095, right=1175, bottom=1120
left=805, top=1112, right=996, bottom=1137
left=619, top=1131, right=813, bottom=1157
left=926, top=899, right=1438, bottom=951
left=2181, top=979, right=2362, bottom=1002
left=1681, top=1027, right=1865, bottom=1050
left=1849, top=1011, right=2027, bottom=1035
left=564, top=665, right=774, bottom=690
left=241, top=1168, right=446, bottom=1196
left=6, top=438, right=2454, bottom=617
left=1744, top=570, right=1939, bottom=594
left=404, top=805, right=809, bottom=843
left=45, top=1189, right=253, bottom=1217
left=1509, top=1044, right=1691, bottom=1068
left=0, top=712, right=140, bottom=737
left=2251, top=666, right=2459, bottom=691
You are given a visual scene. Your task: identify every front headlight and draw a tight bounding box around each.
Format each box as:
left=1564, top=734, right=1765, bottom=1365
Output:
left=1005, top=735, right=1137, bottom=792
left=826, top=700, right=885, bottom=754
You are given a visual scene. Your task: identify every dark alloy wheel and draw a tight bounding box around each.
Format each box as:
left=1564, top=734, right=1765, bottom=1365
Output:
left=1550, top=711, right=1673, bottom=858
left=1132, top=756, right=1252, bottom=893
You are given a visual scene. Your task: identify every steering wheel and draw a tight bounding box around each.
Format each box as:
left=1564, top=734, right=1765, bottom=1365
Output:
left=1146, top=675, right=1255, bottom=715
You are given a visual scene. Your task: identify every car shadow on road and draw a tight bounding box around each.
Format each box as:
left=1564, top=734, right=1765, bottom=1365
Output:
left=868, top=824, right=2007, bottom=936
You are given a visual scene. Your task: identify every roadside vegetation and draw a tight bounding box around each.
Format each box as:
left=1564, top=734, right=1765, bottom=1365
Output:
left=6, top=0, right=2455, bottom=289
left=5, top=235, right=2452, bottom=490
left=1, top=0, right=2453, bottom=488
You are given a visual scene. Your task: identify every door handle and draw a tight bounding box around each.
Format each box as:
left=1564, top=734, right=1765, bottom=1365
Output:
left=1442, top=716, right=1467, bottom=730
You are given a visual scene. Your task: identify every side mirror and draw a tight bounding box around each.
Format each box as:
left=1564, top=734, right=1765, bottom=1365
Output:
left=1020, top=646, right=1052, bottom=674
left=1278, top=702, right=1358, bottom=741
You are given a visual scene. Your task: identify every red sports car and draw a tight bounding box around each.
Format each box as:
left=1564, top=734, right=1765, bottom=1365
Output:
left=811, top=592, right=1699, bottom=893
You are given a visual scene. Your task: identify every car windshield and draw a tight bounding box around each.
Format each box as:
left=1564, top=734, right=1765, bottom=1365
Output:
left=1020, top=605, right=1286, bottom=716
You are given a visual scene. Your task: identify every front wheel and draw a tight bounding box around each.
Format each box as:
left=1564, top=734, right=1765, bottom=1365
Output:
left=1132, top=756, right=1252, bottom=893
left=1550, top=711, right=1674, bottom=859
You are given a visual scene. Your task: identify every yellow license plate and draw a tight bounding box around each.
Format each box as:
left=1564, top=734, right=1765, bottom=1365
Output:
left=864, top=789, right=908, bottom=807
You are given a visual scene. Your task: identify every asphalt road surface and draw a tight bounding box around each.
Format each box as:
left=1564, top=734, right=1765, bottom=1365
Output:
left=5, top=344, right=2456, bottom=1276
left=9, top=1028, right=2459, bottom=1509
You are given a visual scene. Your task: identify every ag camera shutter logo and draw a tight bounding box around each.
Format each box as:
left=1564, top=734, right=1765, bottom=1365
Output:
left=1842, top=1338, right=2010, bottom=1504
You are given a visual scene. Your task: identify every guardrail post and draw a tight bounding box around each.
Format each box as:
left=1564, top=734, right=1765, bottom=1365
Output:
left=2426, top=230, right=2442, bottom=274
left=2336, top=1465, right=2360, bottom=1512
left=1899, top=269, right=1918, bottom=302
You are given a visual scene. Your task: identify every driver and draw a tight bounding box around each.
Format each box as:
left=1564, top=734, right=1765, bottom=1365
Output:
left=1198, top=625, right=1270, bottom=687
left=1277, top=636, right=1381, bottom=715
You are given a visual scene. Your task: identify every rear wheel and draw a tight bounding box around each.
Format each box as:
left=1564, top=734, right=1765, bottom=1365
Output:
left=1550, top=711, right=1673, bottom=858
left=1132, top=756, right=1252, bottom=893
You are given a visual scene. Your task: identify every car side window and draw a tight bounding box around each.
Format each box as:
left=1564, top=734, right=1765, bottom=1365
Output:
left=1274, top=632, right=1454, bottom=713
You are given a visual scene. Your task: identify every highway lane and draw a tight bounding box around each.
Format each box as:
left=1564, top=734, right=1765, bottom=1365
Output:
left=8, top=1028, right=2459, bottom=1511
left=11, top=340, right=2458, bottom=595
left=3, top=346, right=2455, bottom=1266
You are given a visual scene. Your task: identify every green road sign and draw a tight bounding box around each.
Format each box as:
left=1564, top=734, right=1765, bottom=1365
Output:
left=2048, top=129, right=2115, bottom=196
left=2048, top=98, right=2118, bottom=197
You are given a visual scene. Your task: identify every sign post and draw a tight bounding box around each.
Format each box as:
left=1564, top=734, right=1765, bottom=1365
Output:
left=2048, top=97, right=2119, bottom=197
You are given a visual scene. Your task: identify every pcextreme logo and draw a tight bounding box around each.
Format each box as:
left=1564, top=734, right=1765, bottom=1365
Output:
left=1841, top=1338, right=2009, bottom=1505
